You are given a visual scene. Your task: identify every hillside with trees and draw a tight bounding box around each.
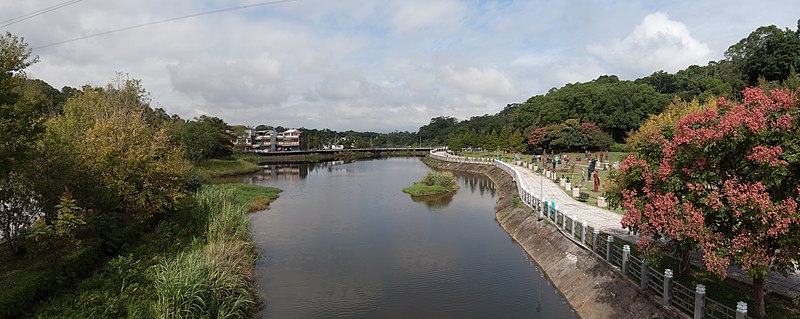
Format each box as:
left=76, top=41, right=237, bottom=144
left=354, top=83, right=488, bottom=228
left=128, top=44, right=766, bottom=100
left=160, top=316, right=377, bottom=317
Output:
left=418, top=20, right=800, bottom=153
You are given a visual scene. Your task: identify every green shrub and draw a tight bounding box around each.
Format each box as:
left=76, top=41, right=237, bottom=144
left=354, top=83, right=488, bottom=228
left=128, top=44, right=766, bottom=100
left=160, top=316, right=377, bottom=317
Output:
left=420, top=171, right=456, bottom=188
left=608, top=143, right=629, bottom=152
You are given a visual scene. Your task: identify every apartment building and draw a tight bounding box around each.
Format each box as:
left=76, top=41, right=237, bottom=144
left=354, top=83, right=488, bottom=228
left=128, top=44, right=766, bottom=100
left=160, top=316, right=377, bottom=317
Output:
left=236, top=129, right=306, bottom=152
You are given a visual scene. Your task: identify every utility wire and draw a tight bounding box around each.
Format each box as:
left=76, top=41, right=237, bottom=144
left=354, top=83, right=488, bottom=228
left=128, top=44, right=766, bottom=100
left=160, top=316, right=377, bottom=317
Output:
left=0, top=0, right=84, bottom=28
left=33, top=0, right=299, bottom=50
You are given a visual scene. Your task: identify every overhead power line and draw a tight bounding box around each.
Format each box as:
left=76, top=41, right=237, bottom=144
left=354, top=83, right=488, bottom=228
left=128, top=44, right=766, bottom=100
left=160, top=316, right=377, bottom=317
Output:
left=0, top=0, right=84, bottom=28
left=33, top=0, right=299, bottom=50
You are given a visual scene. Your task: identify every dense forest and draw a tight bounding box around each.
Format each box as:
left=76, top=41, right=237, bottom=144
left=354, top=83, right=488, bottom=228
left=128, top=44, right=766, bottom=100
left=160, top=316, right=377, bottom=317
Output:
left=417, top=20, right=800, bottom=153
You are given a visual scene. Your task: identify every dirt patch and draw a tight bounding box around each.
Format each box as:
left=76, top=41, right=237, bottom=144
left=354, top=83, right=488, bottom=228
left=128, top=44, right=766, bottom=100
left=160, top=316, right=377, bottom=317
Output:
left=424, top=157, right=681, bottom=319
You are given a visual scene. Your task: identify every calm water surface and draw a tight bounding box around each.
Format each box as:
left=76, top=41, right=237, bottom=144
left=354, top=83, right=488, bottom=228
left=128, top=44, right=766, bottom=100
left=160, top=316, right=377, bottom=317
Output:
left=243, top=157, right=576, bottom=318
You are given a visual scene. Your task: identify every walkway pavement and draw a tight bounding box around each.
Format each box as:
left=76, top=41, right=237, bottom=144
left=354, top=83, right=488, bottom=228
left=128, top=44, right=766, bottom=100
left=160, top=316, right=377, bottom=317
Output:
left=513, top=164, right=633, bottom=240
left=505, top=161, right=800, bottom=299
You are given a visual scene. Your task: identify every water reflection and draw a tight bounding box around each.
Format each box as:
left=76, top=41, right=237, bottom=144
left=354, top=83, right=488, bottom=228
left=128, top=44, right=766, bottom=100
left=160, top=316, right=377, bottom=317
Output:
left=247, top=158, right=576, bottom=319
left=212, top=160, right=347, bottom=184
left=410, top=191, right=455, bottom=209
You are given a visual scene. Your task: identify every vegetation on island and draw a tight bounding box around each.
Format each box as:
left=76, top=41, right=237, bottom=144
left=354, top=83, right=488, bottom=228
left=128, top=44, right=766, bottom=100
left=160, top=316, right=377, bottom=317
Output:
left=403, top=171, right=459, bottom=197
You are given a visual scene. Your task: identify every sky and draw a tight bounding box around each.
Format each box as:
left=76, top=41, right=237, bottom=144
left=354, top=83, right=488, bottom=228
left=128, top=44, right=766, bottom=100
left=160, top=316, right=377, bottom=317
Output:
left=3, top=0, right=799, bottom=132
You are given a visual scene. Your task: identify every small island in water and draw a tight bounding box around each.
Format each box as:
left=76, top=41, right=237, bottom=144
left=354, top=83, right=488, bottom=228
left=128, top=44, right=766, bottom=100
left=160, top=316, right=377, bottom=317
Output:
left=403, top=171, right=459, bottom=197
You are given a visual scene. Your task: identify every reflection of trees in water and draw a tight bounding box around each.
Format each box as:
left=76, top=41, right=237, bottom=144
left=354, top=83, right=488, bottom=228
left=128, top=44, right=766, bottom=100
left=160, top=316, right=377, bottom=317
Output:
left=411, top=192, right=455, bottom=209
left=457, top=174, right=495, bottom=197
left=212, top=160, right=348, bottom=184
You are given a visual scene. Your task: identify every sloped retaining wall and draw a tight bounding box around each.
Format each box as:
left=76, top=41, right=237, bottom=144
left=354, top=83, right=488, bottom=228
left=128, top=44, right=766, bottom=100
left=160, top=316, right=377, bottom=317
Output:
left=424, top=158, right=680, bottom=319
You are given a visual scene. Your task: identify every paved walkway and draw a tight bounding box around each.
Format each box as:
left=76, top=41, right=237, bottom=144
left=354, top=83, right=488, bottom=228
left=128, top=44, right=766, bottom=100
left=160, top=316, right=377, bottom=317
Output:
left=513, top=164, right=633, bottom=240
left=505, top=161, right=800, bottom=299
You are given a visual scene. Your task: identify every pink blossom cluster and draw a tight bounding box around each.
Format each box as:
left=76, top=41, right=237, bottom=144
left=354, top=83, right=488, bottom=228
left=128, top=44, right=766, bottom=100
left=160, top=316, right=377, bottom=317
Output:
left=618, top=87, right=800, bottom=277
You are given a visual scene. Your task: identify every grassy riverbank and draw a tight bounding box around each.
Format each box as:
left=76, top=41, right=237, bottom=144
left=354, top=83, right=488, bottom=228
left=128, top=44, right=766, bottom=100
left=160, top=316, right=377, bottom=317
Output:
left=212, top=183, right=282, bottom=212
left=194, top=156, right=261, bottom=179
left=0, top=184, right=279, bottom=318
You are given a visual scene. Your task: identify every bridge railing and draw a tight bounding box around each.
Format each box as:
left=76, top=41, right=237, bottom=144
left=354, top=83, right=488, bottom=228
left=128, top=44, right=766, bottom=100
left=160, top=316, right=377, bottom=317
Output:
left=429, top=150, right=752, bottom=319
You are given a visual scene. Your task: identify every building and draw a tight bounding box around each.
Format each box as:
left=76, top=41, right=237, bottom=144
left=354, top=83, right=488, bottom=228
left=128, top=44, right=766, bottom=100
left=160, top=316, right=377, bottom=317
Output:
left=276, top=129, right=302, bottom=151
left=235, top=128, right=306, bottom=152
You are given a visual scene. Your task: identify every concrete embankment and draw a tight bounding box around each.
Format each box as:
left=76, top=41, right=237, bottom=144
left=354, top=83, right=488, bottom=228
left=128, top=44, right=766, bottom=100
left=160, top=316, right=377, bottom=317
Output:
left=424, top=157, right=680, bottom=319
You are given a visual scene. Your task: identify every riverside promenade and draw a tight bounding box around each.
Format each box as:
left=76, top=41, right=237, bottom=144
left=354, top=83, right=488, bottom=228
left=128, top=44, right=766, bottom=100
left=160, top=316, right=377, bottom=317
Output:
left=429, top=149, right=800, bottom=300
left=507, top=158, right=800, bottom=299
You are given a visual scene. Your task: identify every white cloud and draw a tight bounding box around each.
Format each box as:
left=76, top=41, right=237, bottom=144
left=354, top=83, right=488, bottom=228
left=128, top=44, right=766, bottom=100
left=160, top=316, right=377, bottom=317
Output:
left=166, top=55, right=288, bottom=108
left=437, top=65, right=517, bottom=99
left=587, top=12, right=712, bottom=77
left=8, top=1, right=800, bottom=132
left=390, top=0, right=467, bottom=34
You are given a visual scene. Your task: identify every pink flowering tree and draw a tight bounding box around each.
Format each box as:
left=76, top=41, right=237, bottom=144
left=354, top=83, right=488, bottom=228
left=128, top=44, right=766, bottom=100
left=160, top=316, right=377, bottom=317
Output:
left=609, top=87, right=800, bottom=319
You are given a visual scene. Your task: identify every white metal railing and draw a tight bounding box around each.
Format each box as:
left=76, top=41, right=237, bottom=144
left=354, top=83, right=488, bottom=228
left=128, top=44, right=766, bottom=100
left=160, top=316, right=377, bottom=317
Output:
left=428, top=149, right=752, bottom=319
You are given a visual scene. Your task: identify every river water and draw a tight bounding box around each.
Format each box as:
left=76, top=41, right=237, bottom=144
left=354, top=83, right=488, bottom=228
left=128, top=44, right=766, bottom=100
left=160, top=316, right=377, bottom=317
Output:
left=241, top=157, right=576, bottom=318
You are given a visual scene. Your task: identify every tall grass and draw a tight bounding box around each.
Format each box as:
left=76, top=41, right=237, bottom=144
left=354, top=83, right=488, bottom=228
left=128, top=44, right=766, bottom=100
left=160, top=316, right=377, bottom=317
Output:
left=28, top=186, right=264, bottom=318
left=149, top=187, right=257, bottom=318
left=206, top=183, right=282, bottom=213
left=420, top=171, right=456, bottom=188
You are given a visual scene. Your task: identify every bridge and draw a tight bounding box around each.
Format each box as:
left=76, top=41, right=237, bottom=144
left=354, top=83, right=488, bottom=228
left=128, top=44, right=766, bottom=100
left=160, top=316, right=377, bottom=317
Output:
left=246, top=147, right=434, bottom=156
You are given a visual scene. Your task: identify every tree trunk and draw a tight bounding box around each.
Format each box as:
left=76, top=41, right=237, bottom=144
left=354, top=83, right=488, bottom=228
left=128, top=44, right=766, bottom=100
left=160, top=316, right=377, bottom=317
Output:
left=679, top=251, right=691, bottom=276
left=753, top=276, right=766, bottom=319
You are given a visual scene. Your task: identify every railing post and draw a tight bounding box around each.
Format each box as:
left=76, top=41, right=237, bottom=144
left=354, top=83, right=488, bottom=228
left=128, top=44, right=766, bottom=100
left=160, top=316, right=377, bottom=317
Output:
left=570, top=215, right=577, bottom=237
left=663, top=269, right=673, bottom=306
left=592, top=228, right=599, bottom=253
left=606, top=235, right=613, bottom=261
left=622, top=245, right=630, bottom=275
left=735, top=302, right=748, bottom=319
left=640, top=261, right=649, bottom=290
left=694, top=284, right=706, bottom=319
left=561, top=211, right=566, bottom=229
left=580, top=220, right=586, bottom=244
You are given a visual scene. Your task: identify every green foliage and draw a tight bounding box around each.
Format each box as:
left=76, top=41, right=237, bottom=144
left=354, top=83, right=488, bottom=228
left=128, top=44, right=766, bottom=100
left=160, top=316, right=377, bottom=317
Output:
left=726, top=22, right=800, bottom=86
left=528, top=119, right=614, bottom=152
left=49, top=76, right=190, bottom=218
left=512, top=195, right=523, bottom=208
left=26, top=194, right=86, bottom=257
left=23, top=186, right=264, bottom=318
left=421, top=171, right=456, bottom=188
left=306, top=153, right=321, bottom=162
left=203, top=183, right=281, bottom=213
left=175, top=120, right=223, bottom=161
left=193, top=158, right=260, bottom=179
left=0, top=33, right=44, bottom=179
left=402, top=183, right=455, bottom=197
left=150, top=187, right=257, bottom=318
left=404, top=171, right=458, bottom=196
left=0, top=173, right=41, bottom=254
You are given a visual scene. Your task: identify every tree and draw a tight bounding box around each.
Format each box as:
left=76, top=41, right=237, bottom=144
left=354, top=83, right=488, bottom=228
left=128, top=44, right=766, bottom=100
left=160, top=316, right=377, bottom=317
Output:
left=527, top=120, right=613, bottom=152
left=609, top=87, right=800, bottom=319
left=27, top=194, right=86, bottom=259
left=0, top=173, right=41, bottom=254
left=725, top=23, right=800, bottom=86
left=176, top=119, right=224, bottom=161
left=0, top=32, right=42, bottom=180
left=51, top=77, right=190, bottom=218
